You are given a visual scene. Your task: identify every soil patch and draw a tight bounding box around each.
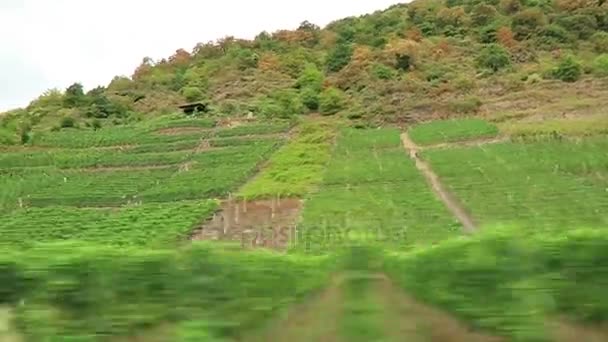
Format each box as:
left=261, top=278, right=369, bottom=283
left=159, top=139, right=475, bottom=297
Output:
left=401, top=132, right=477, bottom=233
left=377, top=276, right=503, bottom=342
left=552, top=319, right=608, bottom=342
left=191, top=198, right=302, bottom=250
left=422, top=136, right=509, bottom=151
left=156, top=127, right=209, bottom=136
left=241, top=275, right=344, bottom=342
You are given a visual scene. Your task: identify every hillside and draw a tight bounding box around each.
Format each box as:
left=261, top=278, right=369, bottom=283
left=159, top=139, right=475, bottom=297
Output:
left=2, top=0, right=608, bottom=143
left=2, top=0, right=608, bottom=341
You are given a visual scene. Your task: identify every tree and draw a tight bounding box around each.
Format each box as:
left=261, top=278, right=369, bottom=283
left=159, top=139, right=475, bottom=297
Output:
left=476, top=44, right=511, bottom=72
left=296, top=64, right=324, bottom=91
left=471, top=4, right=498, bottom=26
left=319, top=88, right=346, bottom=115
left=556, top=14, right=598, bottom=39
left=326, top=43, right=354, bottom=72
left=500, top=0, right=522, bottom=14
left=64, top=83, right=86, bottom=107
left=511, top=8, right=546, bottom=40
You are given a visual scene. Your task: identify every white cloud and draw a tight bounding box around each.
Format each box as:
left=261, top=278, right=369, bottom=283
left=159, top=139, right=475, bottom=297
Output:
left=0, top=0, right=406, bottom=111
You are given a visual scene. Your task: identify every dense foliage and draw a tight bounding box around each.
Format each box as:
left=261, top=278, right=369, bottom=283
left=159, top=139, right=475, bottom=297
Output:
left=3, top=0, right=608, bottom=138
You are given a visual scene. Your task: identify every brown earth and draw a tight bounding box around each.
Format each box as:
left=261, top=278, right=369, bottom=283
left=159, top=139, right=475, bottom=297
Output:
left=155, top=127, right=209, bottom=135
left=400, top=132, right=477, bottom=233
left=241, top=275, right=344, bottom=342
left=421, top=136, right=509, bottom=151
left=376, top=275, right=503, bottom=342
left=190, top=198, right=302, bottom=250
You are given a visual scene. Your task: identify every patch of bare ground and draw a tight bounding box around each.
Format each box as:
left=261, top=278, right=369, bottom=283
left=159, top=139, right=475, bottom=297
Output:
left=155, top=127, right=210, bottom=135
left=190, top=198, right=302, bottom=250
left=376, top=276, right=503, bottom=342
left=551, top=319, right=608, bottom=342
left=484, top=79, right=608, bottom=124
left=240, top=275, right=344, bottom=342
left=422, top=136, right=509, bottom=150
left=400, top=132, right=477, bottom=233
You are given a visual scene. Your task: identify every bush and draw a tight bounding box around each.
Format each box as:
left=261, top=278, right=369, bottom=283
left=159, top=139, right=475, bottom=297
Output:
left=591, top=32, right=608, bottom=53
left=556, top=14, right=598, bottom=40
left=319, top=87, right=346, bottom=115
left=592, top=55, right=608, bottom=77
left=371, top=63, right=395, bottom=80
left=258, top=89, right=304, bottom=118
left=59, top=117, right=76, bottom=128
left=326, top=43, right=353, bottom=72
left=535, top=24, right=572, bottom=49
left=552, top=56, right=582, bottom=82
left=511, top=8, right=546, bottom=40
left=297, top=64, right=324, bottom=92
left=476, top=44, right=511, bottom=72
left=181, top=87, right=204, bottom=102
left=300, top=87, right=320, bottom=111
left=471, top=4, right=498, bottom=26
left=479, top=25, right=498, bottom=43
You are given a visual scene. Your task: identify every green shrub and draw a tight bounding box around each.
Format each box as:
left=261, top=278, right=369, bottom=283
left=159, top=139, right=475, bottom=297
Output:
left=556, top=14, right=598, bottom=40
left=297, top=64, right=324, bottom=92
left=511, top=8, right=546, bottom=40
left=591, top=31, right=608, bottom=53
left=371, top=63, right=395, bottom=80
left=59, top=117, right=76, bottom=128
left=476, top=44, right=511, bottom=72
left=326, top=43, right=353, bottom=72
left=181, top=86, right=204, bottom=102
left=479, top=25, right=498, bottom=43
left=300, top=87, right=320, bottom=111
left=552, top=56, right=582, bottom=82
left=258, top=89, right=304, bottom=118
left=319, top=88, right=346, bottom=115
left=535, top=24, right=572, bottom=49
left=592, top=54, right=608, bottom=77
left=471, top=4, right=498, bottom=26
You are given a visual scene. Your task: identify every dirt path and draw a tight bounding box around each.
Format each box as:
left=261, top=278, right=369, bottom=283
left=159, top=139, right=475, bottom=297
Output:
left=375, top=275, right=503, bottom=342
left=241, top=276, right=344, bottom=342
left=400, top=132, right=477, bottom=233
left=421, top=136, right=509, bottom=151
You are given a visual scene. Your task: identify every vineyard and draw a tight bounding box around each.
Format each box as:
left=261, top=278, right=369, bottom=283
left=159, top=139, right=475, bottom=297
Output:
left=2, top=114, right=608, bottom=341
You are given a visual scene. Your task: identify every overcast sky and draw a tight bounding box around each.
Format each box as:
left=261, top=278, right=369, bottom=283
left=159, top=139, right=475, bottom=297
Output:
left=0, top=0, right=406, bottom=111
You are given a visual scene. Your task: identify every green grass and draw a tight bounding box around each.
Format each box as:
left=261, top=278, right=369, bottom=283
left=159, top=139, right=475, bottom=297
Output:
left=409, top=118, right=499, bottom=146
left=0, top=244, right=334, bottom=340
left=422, top=138, right=608, bottom=230
left=298, top=128, right=460, bottom=251
left=238, top=120, right=337, bottom=199
left=499, top=115, right=608, bottom=138
left=384, top=228, right=608, bottom=341
left=0, top=200, right=218, bottom=248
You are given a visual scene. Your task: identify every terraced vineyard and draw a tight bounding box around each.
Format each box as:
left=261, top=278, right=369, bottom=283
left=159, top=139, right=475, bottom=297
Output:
left=0, top=119, right=292, bottom=243
left=2, top=115, right=608, bottom=342
left=298, top=128, right=461, bottom=251
left=422, top=137, right=608, bottom=230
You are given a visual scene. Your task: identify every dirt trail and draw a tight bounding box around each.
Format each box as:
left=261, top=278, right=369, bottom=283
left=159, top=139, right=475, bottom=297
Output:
left=375, top=275, right=503, bottom=342
left=422, top=136, right=509, bottom=151
left=241, top=276, right=344, bottom=342
left=400, top=132, right=477, bottom=233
